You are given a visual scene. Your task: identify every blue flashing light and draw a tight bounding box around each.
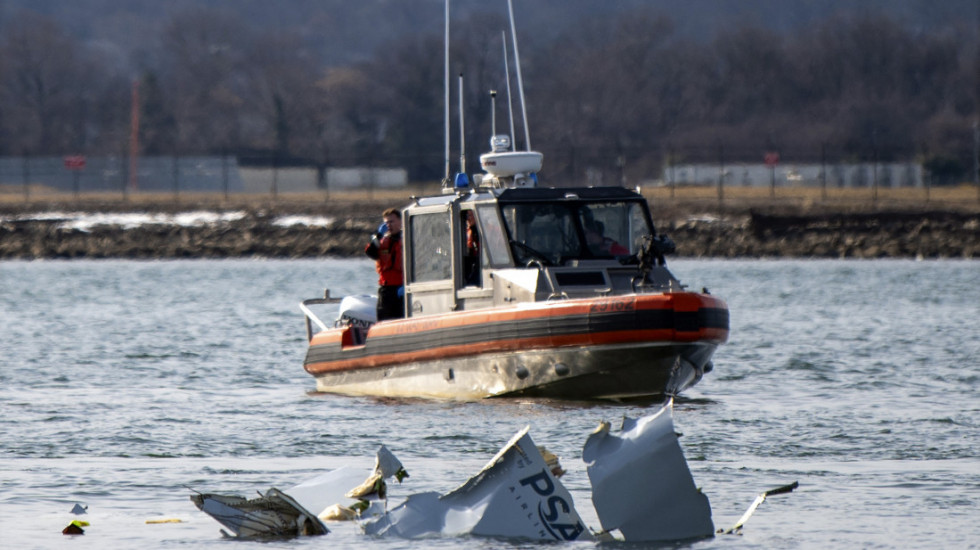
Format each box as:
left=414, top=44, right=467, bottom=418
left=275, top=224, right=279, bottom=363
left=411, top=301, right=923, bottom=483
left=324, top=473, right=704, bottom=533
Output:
left=529, top=173, right=538, bottom=185
left=454, top=172, right=470, bottom=188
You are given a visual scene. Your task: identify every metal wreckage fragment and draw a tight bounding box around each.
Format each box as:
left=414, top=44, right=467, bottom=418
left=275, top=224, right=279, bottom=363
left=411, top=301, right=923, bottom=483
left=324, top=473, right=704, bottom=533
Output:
left=189, top=488, right=328, bottom=538
left=362, top=426, right=589, bottom=541
left=189, top=444, right=405, bottom=538
left=583, top=403, right=714, bottom=540
left=190, top=400, right=790, bottom=542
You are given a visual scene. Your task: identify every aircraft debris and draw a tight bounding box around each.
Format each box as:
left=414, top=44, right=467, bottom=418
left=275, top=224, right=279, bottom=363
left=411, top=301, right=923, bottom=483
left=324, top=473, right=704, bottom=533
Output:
left=189, top=401, right=791, bottom=543
left=363, top=427, right=589, bottom=541
left=538, top=446, right=565, bottom=477
left=62, top=519, right=88, bottom=535
left=189, top=487, right=327, bottom=538
left=145, top=518, right=184, bottom=524
left=721, top=481, right=799, bottom=535
left=344, top=444, right=408, bottom=499
left=583, top=400, right=715, bottom=541
left=285, top=466, right=385, bottom=521
left=318, top=503, right=360, bottom=521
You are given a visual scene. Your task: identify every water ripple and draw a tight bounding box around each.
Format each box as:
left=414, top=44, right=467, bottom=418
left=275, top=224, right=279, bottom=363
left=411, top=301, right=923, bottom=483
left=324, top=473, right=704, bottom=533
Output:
left=1, top=259, right=978, bottom=548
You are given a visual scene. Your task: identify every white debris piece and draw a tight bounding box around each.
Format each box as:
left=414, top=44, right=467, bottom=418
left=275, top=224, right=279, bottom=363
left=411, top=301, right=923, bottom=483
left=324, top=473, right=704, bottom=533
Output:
left=318, top=503, right=360, bottom=521
left=364, top=427, right=591, bottom=542
left=189, top=488, right=328, bottom=538
left=285, top=466, right=380, bottom=520
left=373, top=444, right=405, bottom=479
left=345, top=444, right=407, bottom=499
left=287, top=445, right=405, bottom=521
left=722, top=481, right=799, bottom=534
left=583, top=399, right=714, bottom=542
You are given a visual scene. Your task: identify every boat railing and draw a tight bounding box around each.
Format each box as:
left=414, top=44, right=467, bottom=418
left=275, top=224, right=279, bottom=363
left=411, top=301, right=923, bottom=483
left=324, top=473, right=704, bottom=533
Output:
left=300, top=289, right=343, bottom=342
left=631, top=277, right=687, bottom=294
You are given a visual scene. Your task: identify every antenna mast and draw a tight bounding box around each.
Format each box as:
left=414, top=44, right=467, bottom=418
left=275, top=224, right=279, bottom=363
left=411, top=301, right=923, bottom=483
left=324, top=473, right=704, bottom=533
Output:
left=501, top=31, right=516, bottom=151
left=507, top=0, right=531, bottom=151
left=458, top=73, right=466, bottom=173
left=490, top=90, right=497, bottom=137
left=443, top=0, right=451, bottom=183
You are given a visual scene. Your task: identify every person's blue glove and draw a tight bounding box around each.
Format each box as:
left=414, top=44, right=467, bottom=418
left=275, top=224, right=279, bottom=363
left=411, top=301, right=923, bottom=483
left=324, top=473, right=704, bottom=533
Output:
left=377, top=222, right=389, bottom=236
left=397, top=286, right=404, bottom=298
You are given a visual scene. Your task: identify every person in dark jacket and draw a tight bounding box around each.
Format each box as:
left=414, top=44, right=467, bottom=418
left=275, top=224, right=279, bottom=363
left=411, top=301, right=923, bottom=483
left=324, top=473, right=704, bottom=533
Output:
left=365, top=208, right=404, bottom=321
left=584, top=220, right=629, bottom=256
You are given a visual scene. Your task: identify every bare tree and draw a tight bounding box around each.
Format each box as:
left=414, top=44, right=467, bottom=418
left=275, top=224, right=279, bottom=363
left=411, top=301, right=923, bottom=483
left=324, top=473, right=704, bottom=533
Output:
left=0, top=11, right=101, bottom=154
left=159, top=7, right=253, bottom=155
left=0, top=3, right=976, bottom=183
left=240, top=31, right=322, bottom=161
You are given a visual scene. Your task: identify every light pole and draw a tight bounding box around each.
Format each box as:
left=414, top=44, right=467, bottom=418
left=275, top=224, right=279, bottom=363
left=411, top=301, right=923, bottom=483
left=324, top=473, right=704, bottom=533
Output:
left=973, top=118, right=979, bottom=202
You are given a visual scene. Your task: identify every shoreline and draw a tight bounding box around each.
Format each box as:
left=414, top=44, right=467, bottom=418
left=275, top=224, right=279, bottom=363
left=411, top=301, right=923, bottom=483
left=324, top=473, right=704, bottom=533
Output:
left=1, top=198, right=977, bottom=260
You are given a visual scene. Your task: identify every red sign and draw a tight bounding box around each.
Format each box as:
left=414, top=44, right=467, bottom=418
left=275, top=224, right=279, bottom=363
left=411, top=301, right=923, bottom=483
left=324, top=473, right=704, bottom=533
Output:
left=764, top=151, right=780, bottom=167
left=63, top=155, right=86, bottom=170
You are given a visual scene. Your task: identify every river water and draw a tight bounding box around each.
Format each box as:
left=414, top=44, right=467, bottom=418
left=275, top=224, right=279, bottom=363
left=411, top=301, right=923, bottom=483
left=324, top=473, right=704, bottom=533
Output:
left=1, top=258, right=977, bottom=549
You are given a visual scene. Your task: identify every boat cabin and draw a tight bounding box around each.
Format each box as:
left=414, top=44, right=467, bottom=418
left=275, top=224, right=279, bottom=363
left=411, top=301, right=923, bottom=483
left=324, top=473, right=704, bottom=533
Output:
left=402, top=186, right=682, bottom=317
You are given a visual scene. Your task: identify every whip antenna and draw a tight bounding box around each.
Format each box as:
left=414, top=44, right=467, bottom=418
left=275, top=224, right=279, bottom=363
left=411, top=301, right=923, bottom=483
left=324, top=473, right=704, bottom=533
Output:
left=443, top=0, right=451, bottom=183
left=507, top=0, right=531, bottom=151
left=502, top=31, right=516, bottom=151
left=458, top=73, right=466, bottom=174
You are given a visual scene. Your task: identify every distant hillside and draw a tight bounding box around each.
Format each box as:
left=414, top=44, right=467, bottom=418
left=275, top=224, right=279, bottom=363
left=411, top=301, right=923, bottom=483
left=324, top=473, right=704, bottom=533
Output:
left=3, top=0, right=976, bottom=70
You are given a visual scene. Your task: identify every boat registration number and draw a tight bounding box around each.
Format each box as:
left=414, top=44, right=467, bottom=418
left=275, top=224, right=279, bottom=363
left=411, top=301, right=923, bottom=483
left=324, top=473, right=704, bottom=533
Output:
left=589, top=298, right=635, bottom=313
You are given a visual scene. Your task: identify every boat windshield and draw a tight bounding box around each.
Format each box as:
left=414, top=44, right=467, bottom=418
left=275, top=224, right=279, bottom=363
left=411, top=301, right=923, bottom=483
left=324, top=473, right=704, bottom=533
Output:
left=500, top=200, right=652, bottom=265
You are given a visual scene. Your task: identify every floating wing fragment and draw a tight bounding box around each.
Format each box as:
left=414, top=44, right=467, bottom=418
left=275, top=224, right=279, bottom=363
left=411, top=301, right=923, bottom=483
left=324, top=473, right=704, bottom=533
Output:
left=583, top=399, right=714, bottom=542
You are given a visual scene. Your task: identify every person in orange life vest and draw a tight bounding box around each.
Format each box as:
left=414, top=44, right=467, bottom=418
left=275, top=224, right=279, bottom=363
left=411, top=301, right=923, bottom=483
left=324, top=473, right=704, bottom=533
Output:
left=462, top=210, right=481, bottom=286
left=365, top=208, right=404, bottom=321
left=585, top=220, right=629, bottom=256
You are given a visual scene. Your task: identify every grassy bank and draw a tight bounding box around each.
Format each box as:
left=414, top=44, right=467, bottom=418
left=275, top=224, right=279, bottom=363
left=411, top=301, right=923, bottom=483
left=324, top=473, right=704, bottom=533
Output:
left=3, top=182, right=979, bottom=217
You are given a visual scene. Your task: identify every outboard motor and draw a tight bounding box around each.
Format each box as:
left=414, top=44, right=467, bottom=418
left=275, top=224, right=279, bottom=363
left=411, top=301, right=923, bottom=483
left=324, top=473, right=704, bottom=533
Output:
left=336, top=295, right=378, bottom=328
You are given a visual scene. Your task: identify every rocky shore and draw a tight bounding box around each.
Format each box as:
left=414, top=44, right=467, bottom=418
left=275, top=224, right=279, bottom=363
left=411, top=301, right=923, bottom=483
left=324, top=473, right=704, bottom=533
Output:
left=1, top=200, right=977, bottom=259
left=666, top=210, right=978, bottom=259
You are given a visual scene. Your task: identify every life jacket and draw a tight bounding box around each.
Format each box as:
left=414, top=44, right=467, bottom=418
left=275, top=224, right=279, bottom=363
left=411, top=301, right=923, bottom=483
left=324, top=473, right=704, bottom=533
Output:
left=604, top=238, right=629, bottom=256
left=466, top=225, right=480, bottom=258
left=374, top=232, right=403, bottom=287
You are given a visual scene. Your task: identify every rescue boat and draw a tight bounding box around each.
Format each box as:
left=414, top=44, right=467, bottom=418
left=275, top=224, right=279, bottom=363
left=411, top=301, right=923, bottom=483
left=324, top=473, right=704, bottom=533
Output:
left=300, top=172, right=728, bottom=399
left=298, top=0, right=728, bottom=400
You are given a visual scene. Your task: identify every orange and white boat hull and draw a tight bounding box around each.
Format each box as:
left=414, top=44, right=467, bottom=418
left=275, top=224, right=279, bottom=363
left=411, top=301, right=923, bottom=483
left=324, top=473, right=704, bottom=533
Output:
left=303, top=292, right=728, bottom=400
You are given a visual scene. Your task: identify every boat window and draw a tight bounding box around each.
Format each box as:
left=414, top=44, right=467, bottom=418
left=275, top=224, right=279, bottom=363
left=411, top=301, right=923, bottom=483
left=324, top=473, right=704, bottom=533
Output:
left=500, top=200, right=652, bottom=264
left=501, top=203, right=581, bottom=265
left=578, top=201, right=651, bottom=257
left=627, top=202, right=650, bottom=252
left=409, top=212, right=452, bottom=282
left=476, top=205, right=510, bottom=266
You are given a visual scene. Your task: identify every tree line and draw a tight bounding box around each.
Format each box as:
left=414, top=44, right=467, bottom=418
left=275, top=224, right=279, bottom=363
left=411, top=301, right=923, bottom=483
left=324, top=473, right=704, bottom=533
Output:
left=0, top=6, right=977, bottom=185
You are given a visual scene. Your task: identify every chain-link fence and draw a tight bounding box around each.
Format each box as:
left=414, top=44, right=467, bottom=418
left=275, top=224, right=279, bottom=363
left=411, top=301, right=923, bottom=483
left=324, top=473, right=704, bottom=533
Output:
left=2, top=149, right=978, bottom=208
